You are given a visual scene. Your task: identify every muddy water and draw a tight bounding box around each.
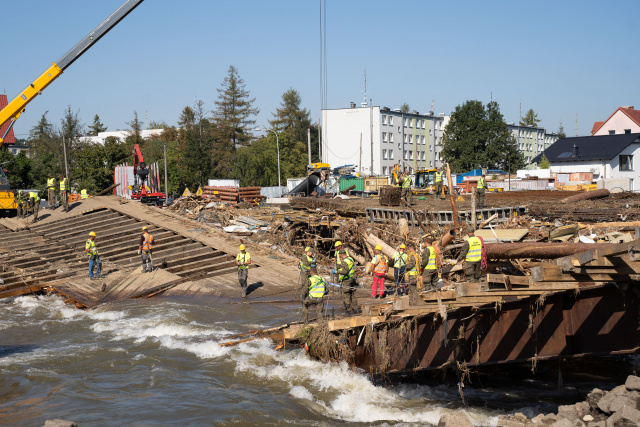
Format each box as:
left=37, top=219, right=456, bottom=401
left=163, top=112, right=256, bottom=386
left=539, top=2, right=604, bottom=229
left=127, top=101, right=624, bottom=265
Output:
left=0, top=295, right=634, bottom=426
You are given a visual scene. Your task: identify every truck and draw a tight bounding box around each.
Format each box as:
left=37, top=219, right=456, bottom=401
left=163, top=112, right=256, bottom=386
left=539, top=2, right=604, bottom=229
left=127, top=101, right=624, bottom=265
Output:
left=0, top=0, right=145, bottom=213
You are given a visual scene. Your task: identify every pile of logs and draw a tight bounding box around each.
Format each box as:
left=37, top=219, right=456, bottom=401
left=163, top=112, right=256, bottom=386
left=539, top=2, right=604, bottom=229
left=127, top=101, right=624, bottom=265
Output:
left=201, top=186, right=262, bottom=205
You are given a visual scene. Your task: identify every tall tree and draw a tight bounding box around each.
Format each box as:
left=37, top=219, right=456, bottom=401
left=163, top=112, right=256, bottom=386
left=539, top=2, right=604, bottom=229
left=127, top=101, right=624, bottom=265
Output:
left=28, top=111, right=60, bottom=188
left=126, top=111, right=144, bottom=146
left=400, top=103, right=410, bottom=113
left=520, top=108, right=541, bottom=127
left=178, top=100, right=212, bottom=189
left=557, top=122, right=566, bottom=139
left=212, top=65, right=259, bottom=178
left=441, top=100, right=524, bottom=172
left=270, top=88, right=311, bottom=141
left=88, top=114, right=107, bottom=136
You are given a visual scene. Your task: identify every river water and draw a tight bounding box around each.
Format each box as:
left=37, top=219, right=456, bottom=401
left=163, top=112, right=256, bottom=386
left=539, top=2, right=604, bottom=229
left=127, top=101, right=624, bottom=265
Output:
left=0, top=295, right=634, bottom=426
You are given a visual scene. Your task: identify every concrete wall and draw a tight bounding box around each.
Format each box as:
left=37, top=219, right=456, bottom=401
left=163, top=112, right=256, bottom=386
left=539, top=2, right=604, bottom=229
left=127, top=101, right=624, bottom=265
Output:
left=593, top=110, right=640, bottom=136
left=596, top=178, right=633, bottom=192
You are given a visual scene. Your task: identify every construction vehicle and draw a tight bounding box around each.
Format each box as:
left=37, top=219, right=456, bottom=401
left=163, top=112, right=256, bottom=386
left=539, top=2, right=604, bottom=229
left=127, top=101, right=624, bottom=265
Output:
left=130, top=144, right=165, bottom=206
left=0, top=0, right=144, bottom=214
left=0, top=162, right=17, bottom=213
left=391, top=164, right=449, bottom=196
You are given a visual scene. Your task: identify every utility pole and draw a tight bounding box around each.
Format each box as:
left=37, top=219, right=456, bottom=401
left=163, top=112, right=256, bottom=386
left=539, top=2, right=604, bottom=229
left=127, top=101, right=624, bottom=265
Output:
left=370, top=98, right=373, bottom=175
left=163, top=144, right=168, bottom=205
left=307, top=128, right=312, bottom=165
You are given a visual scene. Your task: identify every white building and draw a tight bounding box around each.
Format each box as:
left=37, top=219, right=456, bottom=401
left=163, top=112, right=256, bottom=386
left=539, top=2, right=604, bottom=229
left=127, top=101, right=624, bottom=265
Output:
left=507, top=123, right=559, bottom=166
left=322, top=103, right=449, bottom=176
left=591, top=106, right=640, bottom=136
left=532, top=133, right=640, bottom=190
left=81, top=129, right=165, bottom=145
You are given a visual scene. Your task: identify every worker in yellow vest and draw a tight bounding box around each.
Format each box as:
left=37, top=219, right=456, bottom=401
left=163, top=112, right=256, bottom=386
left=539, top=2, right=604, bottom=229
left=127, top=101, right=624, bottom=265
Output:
left=46, top=177, right=56, bottom=210
left=433, top=168, right=444, bottom=200
left=86, top=231, right=101, bottom=280
left=392, top=244, right=407, bottom=295
left=81, top=189, right=90, bottom=200
left=403, top=243, right=421, bottom=305
left=236, top=244, right=251, bottom=298
left=28, top=191, right=40, bottom=223
left=401, top=172, right=412, bottom=205
left=420, top=237, right=439, bottom=290
left=299, top=246, right=316, bottom=285
left=59, top=176, right=69, bottom=212
left=370, top=245, right=388, bottom=299
left=16, top=190, right=26, bottom=218
left=338, top=250, right=358, bottom=314
left=457, top=225, right=484, bottom=282
left=138, top=226, right=154, bottom=273
left=476, top=174, right=487, bottom=209
left=302, top=267, right=326, bottom=323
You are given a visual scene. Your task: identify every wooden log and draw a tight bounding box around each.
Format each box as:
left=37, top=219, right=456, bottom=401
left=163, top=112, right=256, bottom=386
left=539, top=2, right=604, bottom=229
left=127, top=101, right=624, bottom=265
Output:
left=445, top=164, right=460, bottom=229
left=365, top=233, right=396, bottom=259
left=485, top=242, right=614, bottom=260
left=478, top=213, right=499, bottom=229
left=560, top=188, right=610, bottom=203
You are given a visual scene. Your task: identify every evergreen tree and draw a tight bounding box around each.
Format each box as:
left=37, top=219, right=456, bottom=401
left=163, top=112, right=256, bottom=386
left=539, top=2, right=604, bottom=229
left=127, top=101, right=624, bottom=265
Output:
left=88, top=114, right=107, bottom=135
left=28, top=111, right=60, bottom=188
left=211, top=65, right=258, bottom=177
left=126, top=111, right=144, bottom=146
left=519, top=108, right=541, bottom=127
left=539, top=153, right=550, bottom=169
left=178, top=100, right=212, bottom=189
left=270, top=88, right=311, bottom=141
left=557, top=122, right=566, bottom=139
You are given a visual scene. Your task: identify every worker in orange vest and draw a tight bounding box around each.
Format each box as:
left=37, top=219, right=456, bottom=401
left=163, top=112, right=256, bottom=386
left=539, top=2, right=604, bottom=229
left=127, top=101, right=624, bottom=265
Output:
left=370, top=245, right=389, bottom=298
left=138, top=226, right=154, bottom=273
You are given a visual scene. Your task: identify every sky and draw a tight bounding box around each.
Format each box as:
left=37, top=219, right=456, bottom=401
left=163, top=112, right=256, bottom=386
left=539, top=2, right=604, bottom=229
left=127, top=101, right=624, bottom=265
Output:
left=2, top=0, right=639, bottom=140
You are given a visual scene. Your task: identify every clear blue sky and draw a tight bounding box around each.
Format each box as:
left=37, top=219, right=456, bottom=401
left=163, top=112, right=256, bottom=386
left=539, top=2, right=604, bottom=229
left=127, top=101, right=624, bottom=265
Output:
left=3, top=0, right=638, bottom=140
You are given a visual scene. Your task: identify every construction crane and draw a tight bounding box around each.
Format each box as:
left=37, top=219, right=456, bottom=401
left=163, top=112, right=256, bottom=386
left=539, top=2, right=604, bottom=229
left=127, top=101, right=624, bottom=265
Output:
left=130, top=144, right=165, bottom=206
left=0, top=0, right=145, bottom=143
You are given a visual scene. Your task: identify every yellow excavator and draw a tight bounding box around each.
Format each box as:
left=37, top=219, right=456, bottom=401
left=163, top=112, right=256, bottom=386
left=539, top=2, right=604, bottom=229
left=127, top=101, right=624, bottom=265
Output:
left=391, top=164, right=448, bottom=196
left=0, top=0, right=144, bottom=214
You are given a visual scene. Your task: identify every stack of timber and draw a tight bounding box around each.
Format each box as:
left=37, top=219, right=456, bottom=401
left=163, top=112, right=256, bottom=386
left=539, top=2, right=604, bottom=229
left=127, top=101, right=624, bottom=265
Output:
left=238, top=187, right=262, bottom=205
left=202, top=186, right=263, bottom=205
left=379, top=185, right=401, bottom=206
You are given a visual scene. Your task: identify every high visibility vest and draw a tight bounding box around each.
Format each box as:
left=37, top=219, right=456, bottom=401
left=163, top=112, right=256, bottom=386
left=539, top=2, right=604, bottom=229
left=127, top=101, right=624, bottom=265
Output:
left=16, top=192, right=24, bottom=202
left=308, top=275, right=326, bottom=298
left=477, top=177, right=486, bottom=190
left=425, top=246, right=437, bottom=271
left=300, top=254, right=315, bottom=271
left=86, top=239, right=98, bottom=257
left=29, top=192, right=40, bottom=202
left=236, top=252, right=251, bottom=269
left=142, top=233, right=154, bottom=251
left=434, top=172, right=442, bottom=183
left=60, top=179, right=67, bottom=191
left=335, top=247, right=349, bottom=265
left=47, top=178, right=56, bottom=190
left=402, top=176, right=412, bottom=188
left=466, top=236, right=482, bottom=263
left=407, top=252, right=420, bottom=276
left=81, top=189, right=89, bottom=199
left=372, top=254, right=388, bottom=275
left=339, top=257, right=355, bottom=281
left=392, top=251, right=407, bottom=269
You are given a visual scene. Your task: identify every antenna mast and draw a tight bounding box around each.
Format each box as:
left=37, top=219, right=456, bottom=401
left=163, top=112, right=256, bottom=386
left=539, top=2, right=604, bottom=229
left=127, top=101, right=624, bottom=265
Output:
left=362, top=69, right=367, bottom=107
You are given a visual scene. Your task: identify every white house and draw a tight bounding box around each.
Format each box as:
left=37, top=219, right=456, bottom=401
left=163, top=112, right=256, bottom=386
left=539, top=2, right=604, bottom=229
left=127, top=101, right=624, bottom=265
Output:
left=591, top=106, right=640, bottom=136
left=533, top=133, right=640, bottom=191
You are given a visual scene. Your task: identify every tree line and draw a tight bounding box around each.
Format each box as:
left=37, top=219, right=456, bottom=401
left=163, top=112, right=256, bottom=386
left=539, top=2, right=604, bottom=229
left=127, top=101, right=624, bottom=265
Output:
left=0, top=65, right=320, bottom=195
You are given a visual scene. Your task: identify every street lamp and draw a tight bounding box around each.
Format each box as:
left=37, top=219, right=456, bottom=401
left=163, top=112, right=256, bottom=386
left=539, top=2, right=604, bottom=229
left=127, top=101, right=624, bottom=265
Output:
left=256, top=127, right=281, bottom=188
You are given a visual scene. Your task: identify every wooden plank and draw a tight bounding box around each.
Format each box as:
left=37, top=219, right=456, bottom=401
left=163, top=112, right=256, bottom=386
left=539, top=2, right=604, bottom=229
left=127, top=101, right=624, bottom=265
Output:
left=421, top=289, right=457, bottom=301
left=0, top=284, right=44, bottom=299
left=487, top=274, right=532, bottom=286
left=327, top=315, right=386, bottom=331
left=531, top=264, right=632, bottom=283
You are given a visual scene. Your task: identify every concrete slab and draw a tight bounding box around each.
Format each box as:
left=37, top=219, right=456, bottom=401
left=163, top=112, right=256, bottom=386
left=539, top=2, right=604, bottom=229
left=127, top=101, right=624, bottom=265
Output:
left=474, top=228, right=529, bottom=242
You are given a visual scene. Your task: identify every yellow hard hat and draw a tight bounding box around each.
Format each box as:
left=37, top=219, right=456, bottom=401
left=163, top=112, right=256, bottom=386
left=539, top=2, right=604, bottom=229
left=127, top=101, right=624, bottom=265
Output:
left=335, top=241, right=343, bottom=247
left=239, top=244, right=246, bottom=250
left=142, top=226, right=148, bottom=231
left=399, top=244, right=406, bottom=249
left=374, top=245, right=382, bottom=251
left=89, top=231, right=96, bottom=237
left=305, top=247, right=312, bottom=253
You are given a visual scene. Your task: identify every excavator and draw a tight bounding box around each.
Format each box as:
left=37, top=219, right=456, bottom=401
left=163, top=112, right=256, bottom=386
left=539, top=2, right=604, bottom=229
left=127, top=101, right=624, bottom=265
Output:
left=0, top=0, right=145, bottom=213
left=391, top=164, right=449, bottom=197
left=130, top=144, right=165, bottom=206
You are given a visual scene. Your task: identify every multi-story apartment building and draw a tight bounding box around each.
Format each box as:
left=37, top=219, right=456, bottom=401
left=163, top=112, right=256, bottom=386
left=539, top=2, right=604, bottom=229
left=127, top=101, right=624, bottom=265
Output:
left=322, top=103, right=449, bottom=176
left=507, top=124, right=559, bottom=167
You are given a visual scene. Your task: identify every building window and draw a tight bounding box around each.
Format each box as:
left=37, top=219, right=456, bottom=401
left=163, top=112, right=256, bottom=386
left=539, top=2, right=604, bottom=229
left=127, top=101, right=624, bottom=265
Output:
left=609, top=130, right=615, bottom=135
left=620, top=155, right=633, bottom=171
left=382, top=132, right=387, bottom=142
left=389, top=133, right=393, bottom=143
left=389, top=150, right=394, bottom=160
left=625, top=129, right=631, bottom=134
left=421, top=135, right=425, bottom=145
left=408, top=135, right=412, bottom=143
left=388, top=116, right=393, bottom=126
left=382, top=166, right=387, bottom=175
left=382, top=149, right=387, bottom=160
left=409, top=150, right=413, bottom=160
left=404, top=118, right=408, bottom=127
left=382, top=115, right=386, bottom=125
left=403, top=134, right=408, bottom=143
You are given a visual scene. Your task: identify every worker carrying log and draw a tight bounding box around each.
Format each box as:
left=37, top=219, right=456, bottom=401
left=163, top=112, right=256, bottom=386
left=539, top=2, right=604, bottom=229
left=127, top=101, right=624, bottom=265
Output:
left=401, top=171, right=412, bottom=205
left=28, top=191, right=40, bottom=223
left=420, top=237, right=439, bottom=290
left=434, top=168, right=444, bottom=200
left=370, top=245, right=388, bottom=299
left=457, top=225, right=484, bottom=283
left=138, top=226, right=154, bottom=273
left=236, top=244, right=251, bottom=298
left=86, top=231, right=101, bottom=280
left=59, top=176, right=69, bottom=212
left=335, top=250, right=358, bottom=315
left=299, top=246, right=316, bottom=285
left=392, top=244, right=407, bottom=296
left=16, top=190, right=26, bottom=218
left=404, top=243, right=421, bottom=304
left=476, top=174, right=487, bottom=209
left=46, top=177, right=56, bottom=209
left=302, top=267, right=326, bottom=323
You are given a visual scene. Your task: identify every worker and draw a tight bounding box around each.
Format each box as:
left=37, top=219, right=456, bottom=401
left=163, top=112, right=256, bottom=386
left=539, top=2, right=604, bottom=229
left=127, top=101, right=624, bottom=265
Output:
left=299, top=246, right=316, bottom=286
left=16, top=190, right=26, bottom=218
left=401, top=171, right=412, bottom=205
left=476, top=174, right=487, bottom=209
left=457, top=225, right=484, bottom=283
left=81, top=188, right=90, bottom=200
left=336, top=250, right=358, bottom=314
left=420, top=237, right=439, bottom=290
left=434, top=168, right=444, bottom=200
left=302, top=267, right=326, bottom=323
left=236, top=244, right=251, bottom=298
left=59, top=176, right=69, bottom=212
left=138, top=226, right=154, bottom=273
left=370, top=245, right=388, bottom=299
left=28, top=191, right=40, bottom=223
left=46, top=177, right=57, bottom=210
left=86, top=231, right=101, bottom=280
left=392, top=244, right=407, bottom=296
left=334, top=241, right=350, bottom=267
left=404, top=243, right=421, bottom=305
